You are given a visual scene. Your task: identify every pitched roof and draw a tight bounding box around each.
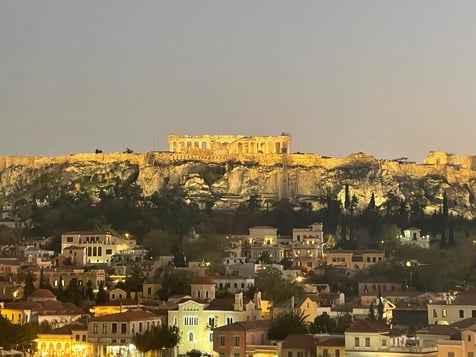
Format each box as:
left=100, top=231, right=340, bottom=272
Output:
left=28, top=289, right=56, bottom=300
left=453, top=291, right=476, bottom=305
left=95, top=298, right=138, bottom=307
left=91, top=309, right=161, bottom=322
left=213, top=319, right=273, bottom=332
left=315, top=336, right=345, bottom=347
left=205, top=298, right=234, bottom=311
left=192, top=276, right=215, bottom=285
left=282, top=334, right=318, bottom=351
left=346, top=319, right=389, bottom=333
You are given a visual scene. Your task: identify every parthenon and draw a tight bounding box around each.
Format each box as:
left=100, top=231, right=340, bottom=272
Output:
left=168, top=133, right=292, bottom=154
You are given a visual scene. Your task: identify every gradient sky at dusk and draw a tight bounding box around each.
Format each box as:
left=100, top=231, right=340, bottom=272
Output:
left=1, top=1, right=475, bottom=162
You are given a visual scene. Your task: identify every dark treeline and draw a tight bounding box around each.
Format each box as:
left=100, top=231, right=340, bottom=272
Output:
left=11, top=183, right=474, bottom=254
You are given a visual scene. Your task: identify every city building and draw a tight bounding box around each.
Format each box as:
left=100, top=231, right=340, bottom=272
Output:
left=289, top=223, right=324, bottom=269
left=36, top=318, right=91, bottom=357
left=212, top=319, right=275, bottom=357
left=398, top=228, right=430, bottom=249
left=324, top=250, right=385, bottom=270
left=344, top=319, right=437, bottom=357
left=88, top=309, right=165, bottom=357
left=168, top=276, right=262, bottom=355
left=61, top=231, right=136, bottom=265
left=1, top=288, right=82, bottom=327
left=427, top=290, right=476, bottom=325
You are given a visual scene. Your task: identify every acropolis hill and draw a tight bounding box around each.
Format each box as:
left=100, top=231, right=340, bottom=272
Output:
left=1, top=134, right=476, bottom=218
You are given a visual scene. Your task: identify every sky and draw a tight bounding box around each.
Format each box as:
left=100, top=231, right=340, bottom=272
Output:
left=1, top=1, right=476, bottom=163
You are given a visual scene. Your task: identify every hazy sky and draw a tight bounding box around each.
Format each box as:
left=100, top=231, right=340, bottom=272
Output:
left=1, top=1, right=475, bottom=163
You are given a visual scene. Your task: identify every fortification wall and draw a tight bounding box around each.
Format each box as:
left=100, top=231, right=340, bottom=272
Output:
left=424, top=151, right=476, bottom=169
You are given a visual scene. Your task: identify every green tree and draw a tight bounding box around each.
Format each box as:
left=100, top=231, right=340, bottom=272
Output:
left=310, top=312, right=336, bottom=334
left=18, top=269, right=36, bottom=299
left=368, top=301, right=376, bottom=320
left=377, top=295, right=385, bottom=323
left=448, top=226, right=456, bottom=247
left=132, top=324, right=180, bottom=355
left=335, top=312, right=353, bottom=333
left=0, top=315, right=37, bottom=356
left=440, top=229, right=447, bottom=249
left=255, top=266, right=303, bottom=303
left=268, top=309, right=308, bottom=340
left=96, top=281, right=107, bottom=304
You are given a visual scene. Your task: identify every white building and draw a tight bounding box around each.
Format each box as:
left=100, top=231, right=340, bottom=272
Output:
left=168, top=276, right=262, bottom=355
left=61, top=231, right=136, bottom=265
left=398, top=227, right=430, bottom=249
left=345, top=319, right=437, bottom=357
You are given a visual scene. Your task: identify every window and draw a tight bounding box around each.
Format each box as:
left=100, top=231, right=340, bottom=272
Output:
left=355, top=337, right=360, bottom=347
left=448, top=353, right=455, bottom=357
left=442, top=309, right=447, bottom=318
left=234, top=354, right=240, bottom=357
left=323, top=348, right=329, bottom=357
left=365, top=338, right=370, bottom=347
left=335, top=350, right=340, bottom=357
left=209, top=332, right=213, bottom=342
left=468, top=352, right=474, bottom=357
left=227, top=317, right=233, bottom=325
left=121, top=323, right=126, bottom=334
left=184, top=316, right=199, bottom=326
left=188, top=332, right=194, bottom=342
left=106, top=249, right=112, bottom=255
left=82, top=335, right=86, bottom=342
left=433, top=309, right=438, bottom=318
left=382, top=339, right=387, bottom=347
left=67, top=236, right=73, bottom=242
left=234, top=335, right=240, bottom=347
left=468, top=334, right=472, bottom=342
left=288, top=352, right=293, bottom=357
left=112, top=323, right=117, bottom=334
left=75, top=335, right=80, bottom=342
left=102, top=323, right=107, bottom=334
left=93, top=323, right=98, bottom=334
left=219, top=335, right=225, bottom=346
left=460, top=310, right=465, bottom=318
left=208, top=317, right=215, bottom=328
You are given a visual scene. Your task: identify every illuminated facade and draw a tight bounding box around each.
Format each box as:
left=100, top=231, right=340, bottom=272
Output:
left=168, top=133, right=291, bottom=154
left=168, top=277, right=262, bottom=355
left=61, top=231, right=136, bottom=265
left=88, top=309, right=165, bottom=357
left=36, top=319, right=91, bottom=357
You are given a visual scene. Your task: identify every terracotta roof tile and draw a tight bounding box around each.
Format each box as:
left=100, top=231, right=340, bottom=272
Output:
left=192, top=276, right=215, bottom=285
left=91, top=309, right=161, bottom=322
left=213, top=319, right=273, bottom=332
left=204, top=298, right=234, bottom=311
left=282, top=334, right=318, bottom=351
left=346, top=319, right=389, bottom=333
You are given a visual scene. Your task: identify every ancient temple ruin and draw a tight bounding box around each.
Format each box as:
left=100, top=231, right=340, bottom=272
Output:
left=168, top=133, right=291, bottom=154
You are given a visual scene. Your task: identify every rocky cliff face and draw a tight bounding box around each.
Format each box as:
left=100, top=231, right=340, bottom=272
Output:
left=1, top=151, right=476, bottom=218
